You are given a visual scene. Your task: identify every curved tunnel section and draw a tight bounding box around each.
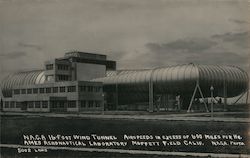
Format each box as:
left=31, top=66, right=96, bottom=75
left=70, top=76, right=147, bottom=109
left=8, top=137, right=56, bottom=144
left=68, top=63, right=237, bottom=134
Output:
left=197, top=65, right=249, bottom=98
left=1, top=70, right=45, bottom=97
left=95, top=64, right=199, bottom=94
left=1, top=64, right=248, bottom=107
left=93, top=64, right=249, bottom=105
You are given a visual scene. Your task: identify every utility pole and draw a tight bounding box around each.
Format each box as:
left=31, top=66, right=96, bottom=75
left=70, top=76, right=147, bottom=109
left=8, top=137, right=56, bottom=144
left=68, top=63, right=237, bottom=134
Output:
left=148, top=69, right=155, bottom=112
left=210, top=86, right=214, bottom=118
left=223, top=80, right=227, bottom=111
left=148, top=77, right=153, bottom=112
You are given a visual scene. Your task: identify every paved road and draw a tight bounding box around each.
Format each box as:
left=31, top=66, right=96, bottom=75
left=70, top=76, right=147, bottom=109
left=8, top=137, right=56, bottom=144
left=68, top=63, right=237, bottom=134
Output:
left=1, top=111, right=249, bottom=123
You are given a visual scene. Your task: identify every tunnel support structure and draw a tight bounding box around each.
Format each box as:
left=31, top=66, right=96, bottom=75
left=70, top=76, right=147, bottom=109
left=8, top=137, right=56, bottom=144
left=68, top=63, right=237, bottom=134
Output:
left=223, top=80, right=227, bottom=111
left=115, top=83, right=118, bottom=110
left=232, top=89, right=249, bottom=105
left=246, top=90, right=249, bottom=105
left=148, top=70, right=154, bottom=113
left=187, top=81, right=209, bottom=113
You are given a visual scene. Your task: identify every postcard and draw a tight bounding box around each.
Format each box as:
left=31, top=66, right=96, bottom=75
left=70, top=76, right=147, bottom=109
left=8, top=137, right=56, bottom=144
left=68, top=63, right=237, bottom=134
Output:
left=0, top=0, right=249, bottom=157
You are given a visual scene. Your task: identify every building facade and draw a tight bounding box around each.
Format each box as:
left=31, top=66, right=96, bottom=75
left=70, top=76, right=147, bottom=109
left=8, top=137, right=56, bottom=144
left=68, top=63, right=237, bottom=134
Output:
left=3, top=81, right=103, bottom=113
left=1, top=51, right=116, bottom=113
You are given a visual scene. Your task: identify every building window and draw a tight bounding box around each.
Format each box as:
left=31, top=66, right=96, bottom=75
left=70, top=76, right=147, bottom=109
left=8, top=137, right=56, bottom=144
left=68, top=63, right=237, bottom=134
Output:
left=27, top=101, right=34, bottom=108
left=4, top=101, right=9, bottom=108
left=58, top=75, right=69, bottom=81
left=46, top=87, right=51, bottom=93
left=87, top=86, right=93, bottom=92
left=79, top=86, right=86, bottom=92
left=93, top=86, right=102, bottom=92
left=59, top=87, right=66, bottom=92
left=14, top=89, right=20, bottom=95
left=27, top=89, right=32, bottom=94
left=33, top=88, right=38, bottom=94
left=68, top=101, right=76, bottom=108
left=53, top=87, right=58, bottom=93
left=57, top=64, right=69, bottom=70
left=35, top=101, right=40, bottom=108
left=16, top=102, right=21, bottom=108
left=59, top=103, right=65, bottom=108
left=93, top=87, right=96, bottom=92
left=88, top=100, right=94, bottom=108
left=95, top=87, right=98, bottom=92
left=98, top=87, right=102, bottom=92
left=67, top=86, right=76, bottom=92
left=80, top=100, right=86, bottom=108
left=42, top=101, right=48, bottom=108
left=39, top=88, right=45, bottom=94
left=95, top=101, right=101, bottom=107
left=10, top=101, right=15, bottom=108
left=21, top=89, right=26, bottom=94
left=46, top=64, right=53, bottom=70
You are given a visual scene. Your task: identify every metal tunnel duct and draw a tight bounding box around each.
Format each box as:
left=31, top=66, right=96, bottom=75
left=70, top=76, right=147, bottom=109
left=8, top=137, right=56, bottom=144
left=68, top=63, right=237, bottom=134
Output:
left=93, top=63, right=249, bottom=103
left=1, top=70, right=45, bottom=97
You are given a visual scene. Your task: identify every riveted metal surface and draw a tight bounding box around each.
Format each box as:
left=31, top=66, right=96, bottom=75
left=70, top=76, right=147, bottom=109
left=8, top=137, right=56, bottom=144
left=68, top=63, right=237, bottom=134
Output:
left=1, top=70, right=45, bottom=97
left=197, top=65, right=248, bottom=97
left=1, top=63, right=248, bottom=101
left=93, top=64, right=248, bottom=101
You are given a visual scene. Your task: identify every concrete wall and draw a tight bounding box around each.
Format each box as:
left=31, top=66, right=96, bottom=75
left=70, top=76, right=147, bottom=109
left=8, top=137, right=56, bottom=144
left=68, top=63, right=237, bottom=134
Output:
left=76, top=63, right=106, bottom=81
left=3, top=107, right=23, bottom=112
left=27, top=107, right=50, bottom=112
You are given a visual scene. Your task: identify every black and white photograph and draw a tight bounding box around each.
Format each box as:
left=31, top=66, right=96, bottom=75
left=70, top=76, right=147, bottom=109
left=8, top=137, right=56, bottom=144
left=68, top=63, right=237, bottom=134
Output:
left=0, top=0, right=249, bottom=157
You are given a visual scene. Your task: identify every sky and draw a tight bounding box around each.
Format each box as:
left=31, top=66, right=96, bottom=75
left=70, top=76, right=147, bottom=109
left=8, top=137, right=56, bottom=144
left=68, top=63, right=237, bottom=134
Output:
left=0, top=0, right=249, bottom=82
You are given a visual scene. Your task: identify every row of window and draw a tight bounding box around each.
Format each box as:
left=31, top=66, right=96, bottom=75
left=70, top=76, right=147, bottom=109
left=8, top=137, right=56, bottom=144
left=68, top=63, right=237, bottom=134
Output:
left=68, top=101, right=76, bottom=108
left=46, top=64, right=69, bottom=71
left=50, top=100, right=102, bottom=108
left=57, top=64, right=69, bottom=70
left=27, top=101, right=49, bottom=108
left=57, top=75, right=70, bottom=81
left=79, top=86, right=102, bottom=92
left=4, top=101, right=48, bottom=109
left=80, top=100, right=102, bottom=108
left=4, top=100, right=102, bottom=109
left=13, top=86, right=102, bottom=95
left=4, top=101, right=18, bottom=108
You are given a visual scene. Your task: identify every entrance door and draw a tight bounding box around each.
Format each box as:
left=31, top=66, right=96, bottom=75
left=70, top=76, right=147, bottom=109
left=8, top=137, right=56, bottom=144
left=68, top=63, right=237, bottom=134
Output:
left=21, top=102, right=27, bottom=111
